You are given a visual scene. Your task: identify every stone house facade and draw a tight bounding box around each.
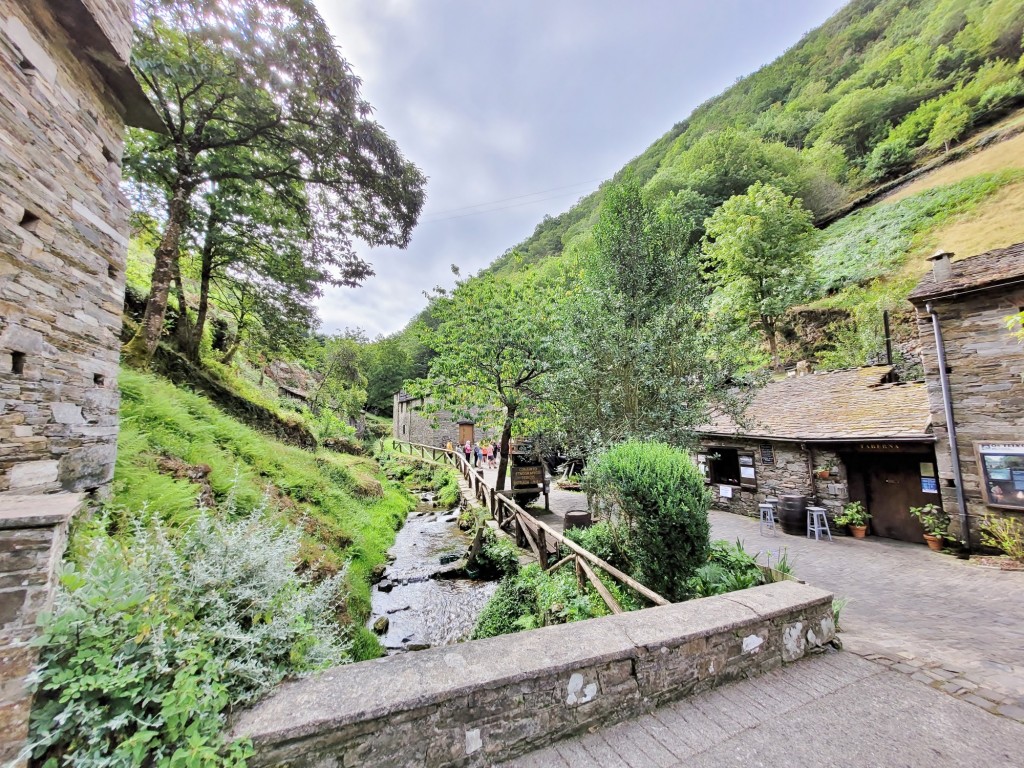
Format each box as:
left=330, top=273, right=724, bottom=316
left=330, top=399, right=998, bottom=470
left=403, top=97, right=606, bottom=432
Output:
left=908, top=245, right=1024, bottom=545
left=392, top=392, right=487, bottom=448
left=696, top=366, right=939, bottom=542
left=0, top=0, right=159, bottom=496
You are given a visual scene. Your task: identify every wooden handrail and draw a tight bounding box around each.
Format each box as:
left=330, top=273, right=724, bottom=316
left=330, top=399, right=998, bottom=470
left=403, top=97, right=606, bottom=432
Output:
left=391, top=439, right=669, bottom=608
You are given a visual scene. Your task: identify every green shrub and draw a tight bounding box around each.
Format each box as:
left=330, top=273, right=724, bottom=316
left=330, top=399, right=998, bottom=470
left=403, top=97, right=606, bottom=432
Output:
left=563, top=521, right=629, bottom=571
left=585, top=441, right=711, bottom=602
left=687, top=539, right=766, bottom=597
left=865, top=137, right=913, bottom=181
left=470, top=528, right=521, bottom=580
left=27, top=509, right=347, bottom=767
left=471, top=566, right=541, bottom=639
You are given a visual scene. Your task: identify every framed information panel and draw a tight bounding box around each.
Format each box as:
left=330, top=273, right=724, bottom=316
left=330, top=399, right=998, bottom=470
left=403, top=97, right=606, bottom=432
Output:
left=975, top=442, right=1024, bottom=510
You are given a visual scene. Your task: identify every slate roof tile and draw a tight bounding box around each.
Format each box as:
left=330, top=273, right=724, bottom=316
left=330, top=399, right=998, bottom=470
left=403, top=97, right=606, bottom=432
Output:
left=909, top=242, right=1024, bottom=301
left=697, top=365, right=932, bottom=442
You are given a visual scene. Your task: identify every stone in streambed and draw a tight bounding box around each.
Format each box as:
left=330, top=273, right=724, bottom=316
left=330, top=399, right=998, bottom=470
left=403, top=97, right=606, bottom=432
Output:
left=372, top=616, right=389, bottom=634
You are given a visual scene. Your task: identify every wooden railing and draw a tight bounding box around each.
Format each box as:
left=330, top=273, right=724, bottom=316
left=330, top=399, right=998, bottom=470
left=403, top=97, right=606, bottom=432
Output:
left=389, top=439, right=669, bottom=613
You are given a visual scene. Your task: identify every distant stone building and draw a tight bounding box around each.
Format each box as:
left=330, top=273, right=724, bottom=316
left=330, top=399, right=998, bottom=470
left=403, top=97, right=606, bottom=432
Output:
left=0, top=0, right=160, bottom=496
left=392, top=392, right=476, bottom=447
left=696, top=366, right=940, bottom=542
left=908, top=245, right=1024, bottom=545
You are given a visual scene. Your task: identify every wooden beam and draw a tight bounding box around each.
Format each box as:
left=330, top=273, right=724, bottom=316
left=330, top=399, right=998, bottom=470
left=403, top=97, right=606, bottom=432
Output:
left=577, top=557, right=623, bottom=614
left=499, top=495, right=669, bottom=606
left=547, top=554, right=574, bottom=573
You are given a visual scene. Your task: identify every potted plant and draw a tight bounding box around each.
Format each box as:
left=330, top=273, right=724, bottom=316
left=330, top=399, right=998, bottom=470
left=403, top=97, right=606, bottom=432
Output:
left=835, top=501, right=870, bottom=538
left=814, top=461, right=835, bottom=479
left=909, top=503, right=950, bottom=551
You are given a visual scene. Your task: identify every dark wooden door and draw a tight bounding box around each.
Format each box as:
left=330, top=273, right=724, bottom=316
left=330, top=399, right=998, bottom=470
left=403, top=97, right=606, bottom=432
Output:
left=848, top=453, right=937, bottom=542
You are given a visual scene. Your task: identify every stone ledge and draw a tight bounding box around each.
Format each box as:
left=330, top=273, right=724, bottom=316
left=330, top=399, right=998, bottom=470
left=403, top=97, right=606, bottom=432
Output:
left=232, top=581, right=834, bottom=767
left=0, top=494, right=83, bottom=529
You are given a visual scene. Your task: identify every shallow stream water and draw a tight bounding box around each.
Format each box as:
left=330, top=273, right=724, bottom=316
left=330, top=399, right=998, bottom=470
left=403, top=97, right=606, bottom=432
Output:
left=368, top=500, right=497, bottom=653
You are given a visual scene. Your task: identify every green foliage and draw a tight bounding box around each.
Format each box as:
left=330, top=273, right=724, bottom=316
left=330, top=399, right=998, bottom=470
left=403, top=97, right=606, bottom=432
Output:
left=811, top=171, right=1022, bottom=293
left=563, top=522, right=628, bottom=571
left=980, top=514, right=1024, bottom=561
left=836, top=500, right=870, bottom=527
left=865, top=137, right=915, bottom=181
left=28, top=509, right=346, bottom=767
left=687, top=539, right=766, bottom=597
left=928, top=100, right=973, bottom=151
left=585, top=442, right=711, bottom=602
left=703, top=181, right=816, bottom=369
left=544, top=179, right=745, bottom=450
left=470, top=528, right=521, bottom=580
left=113, top=368, right=413, bottom=656
left=471, top=565, right=541, bottom=639
left=908, top=503, right=950, bottom=536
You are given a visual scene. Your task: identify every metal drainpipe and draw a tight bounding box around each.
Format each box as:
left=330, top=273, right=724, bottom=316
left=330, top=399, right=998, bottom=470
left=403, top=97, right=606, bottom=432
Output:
left=926, top=303, right=972, bottom=552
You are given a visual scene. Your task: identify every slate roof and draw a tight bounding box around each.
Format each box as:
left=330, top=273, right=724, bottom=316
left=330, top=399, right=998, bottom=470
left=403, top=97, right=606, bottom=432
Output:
left=696, top=366, right=933, bottom=443
left=909, top=242, right=1024, bottom=302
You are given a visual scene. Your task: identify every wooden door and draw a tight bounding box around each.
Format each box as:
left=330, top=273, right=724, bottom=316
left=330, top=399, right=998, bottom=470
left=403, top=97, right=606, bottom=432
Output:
left=458, top=423, right=474, bottom=445
left=849, top=453, right=937, bottom=542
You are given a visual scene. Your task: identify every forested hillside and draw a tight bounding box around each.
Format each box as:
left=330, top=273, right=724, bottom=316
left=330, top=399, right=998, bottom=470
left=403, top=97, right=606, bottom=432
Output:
left=381, top=0, right=1024, bottom=467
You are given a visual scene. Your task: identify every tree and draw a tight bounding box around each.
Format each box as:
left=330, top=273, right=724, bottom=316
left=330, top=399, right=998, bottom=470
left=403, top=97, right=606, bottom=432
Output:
left=418, top=275, right=558, bottom=490
left=123, top=0, right=425, bottom=367
left=928, top=100, right=972, bottom=153
left=702, top=181, right=815, bottom=371
left=360, top=336, right=413, bottom=415
left=544, top=179, right=744, bottom=452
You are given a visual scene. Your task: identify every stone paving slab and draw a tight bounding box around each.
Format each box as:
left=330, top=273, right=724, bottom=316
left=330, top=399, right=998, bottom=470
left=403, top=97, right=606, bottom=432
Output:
left=501, top=652, right=1024, bottom=768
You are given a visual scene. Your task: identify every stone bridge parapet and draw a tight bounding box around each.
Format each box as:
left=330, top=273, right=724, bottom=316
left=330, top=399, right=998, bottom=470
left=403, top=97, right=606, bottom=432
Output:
left=232, top=580, right=835, bottom=767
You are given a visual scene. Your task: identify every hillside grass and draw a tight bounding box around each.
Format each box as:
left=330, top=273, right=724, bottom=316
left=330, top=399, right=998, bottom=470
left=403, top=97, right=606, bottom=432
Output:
left=111, top=368, right=413, bottom=659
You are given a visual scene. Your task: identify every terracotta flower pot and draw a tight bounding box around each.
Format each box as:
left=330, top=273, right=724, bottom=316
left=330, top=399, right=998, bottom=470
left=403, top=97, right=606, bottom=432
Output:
left=923, top=533, right=943, bottom=551
left=816, top=470, right=831, bottom=479
left=848, top=525, right=867, bottom=539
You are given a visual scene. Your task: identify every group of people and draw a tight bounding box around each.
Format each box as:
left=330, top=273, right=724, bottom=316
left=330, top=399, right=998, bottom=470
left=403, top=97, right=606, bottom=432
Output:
left=446, top=439, right=500, bottom=469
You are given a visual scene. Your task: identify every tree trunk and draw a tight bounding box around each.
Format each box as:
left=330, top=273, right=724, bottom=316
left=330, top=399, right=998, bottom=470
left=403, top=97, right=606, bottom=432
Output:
left=495, top=410, right=515, bottom=492
left=172, top=254, right=193, bottom=356
left=220, top=337, right=241, bottom=365
left=184, top=219, right=217, bottom=364
left=123, top=185, right=190, bottom=368
left=762, top=316, right=781, bottom=372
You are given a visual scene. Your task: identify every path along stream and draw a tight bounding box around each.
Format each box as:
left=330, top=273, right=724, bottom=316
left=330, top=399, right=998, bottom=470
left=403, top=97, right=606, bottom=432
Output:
left=368, top=496, right=497, bottom=653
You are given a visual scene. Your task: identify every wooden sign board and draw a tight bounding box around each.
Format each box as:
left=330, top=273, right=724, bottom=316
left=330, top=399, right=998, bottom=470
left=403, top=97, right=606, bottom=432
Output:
left=511, top=465, right=545, bottom=486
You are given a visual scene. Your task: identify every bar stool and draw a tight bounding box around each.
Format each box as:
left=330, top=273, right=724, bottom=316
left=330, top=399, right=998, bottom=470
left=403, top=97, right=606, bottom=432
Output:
left=758, top=502, right=779, bottom=536
left=806, top=506, right=832, bottom=541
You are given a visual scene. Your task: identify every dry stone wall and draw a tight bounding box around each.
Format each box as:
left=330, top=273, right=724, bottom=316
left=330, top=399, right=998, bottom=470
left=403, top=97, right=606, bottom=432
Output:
left=0, top=0, right=134, bottom=495
left=913, top=285, right=1024, bottom=539
left=232, top=581, right=835, bottom=768
left=0, top=496, right=79, bottom=767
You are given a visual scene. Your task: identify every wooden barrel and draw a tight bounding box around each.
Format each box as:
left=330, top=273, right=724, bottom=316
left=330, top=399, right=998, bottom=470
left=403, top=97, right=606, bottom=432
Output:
left=778, top=495, right=807, bottom=536
left=564, top=509, right=592, bottom=531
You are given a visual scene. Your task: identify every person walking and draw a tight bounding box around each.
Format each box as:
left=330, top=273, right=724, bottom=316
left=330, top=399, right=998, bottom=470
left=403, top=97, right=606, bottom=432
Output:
left=473, top=443, right=483, bottom=467
left=464, top=440, right=472, bottom=465
left=445, top=439, right=453, bottom=454
left=483, top=442, right=493, bottom=469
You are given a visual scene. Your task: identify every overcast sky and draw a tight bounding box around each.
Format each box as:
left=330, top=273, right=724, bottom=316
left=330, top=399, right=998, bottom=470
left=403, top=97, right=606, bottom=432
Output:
left=313, top=0, right=847, bottom=338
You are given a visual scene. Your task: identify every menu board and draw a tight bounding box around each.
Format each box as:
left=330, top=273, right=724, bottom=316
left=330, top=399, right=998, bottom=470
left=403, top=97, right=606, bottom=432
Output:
left=976, top=442, right=1024, bottom=510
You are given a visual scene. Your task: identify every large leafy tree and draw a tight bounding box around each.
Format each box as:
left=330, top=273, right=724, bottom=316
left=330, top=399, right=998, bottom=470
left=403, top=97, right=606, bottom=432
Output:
left=545, top=179, right=744, bottom=452
left=418, top=275, right=558, bottom=490
left=123, top=0, right=426, bottom=366
left=702, top=181, right=815, bottom=371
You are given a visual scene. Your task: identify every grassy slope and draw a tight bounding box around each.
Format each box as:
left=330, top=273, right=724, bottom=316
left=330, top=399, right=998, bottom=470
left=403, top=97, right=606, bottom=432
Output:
left=111, top=367, right=413, bottom=659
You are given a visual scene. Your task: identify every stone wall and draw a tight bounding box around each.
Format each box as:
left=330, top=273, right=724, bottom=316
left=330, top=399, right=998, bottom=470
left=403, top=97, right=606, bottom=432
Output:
left=0, top=0, right=135, bottom=494
left=913, top=285, right=1024, bottom=541
left=0, top=495, right=79, bottom=767
left=392, top=395, right=494, bottom=447
left=699, top=438, right=849, bottom=523
left=232, top=581, right=834, bottom=768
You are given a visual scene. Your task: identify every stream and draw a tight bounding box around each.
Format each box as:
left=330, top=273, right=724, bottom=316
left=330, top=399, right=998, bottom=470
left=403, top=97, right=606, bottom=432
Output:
left=368, top=497, right=497, bottom=653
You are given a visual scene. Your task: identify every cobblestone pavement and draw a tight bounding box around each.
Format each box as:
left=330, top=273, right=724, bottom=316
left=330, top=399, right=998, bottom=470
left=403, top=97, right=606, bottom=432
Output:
left=500, top=652, right=1024, bottom=768
left=477, top=470, right=1024, bottom=716
left=709, top=510, right=1024, bottom=713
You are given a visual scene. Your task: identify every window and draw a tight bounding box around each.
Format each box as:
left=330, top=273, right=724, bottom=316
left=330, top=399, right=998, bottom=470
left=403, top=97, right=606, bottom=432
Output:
left=11, top=351, right=26, bottom=374
left=19, top=210, right=40, bottom=233
left=708, top=448, right=740, bottom=486
left=976, top=442, right=1024, bottom=510
left=707, top=447, right=757, bottom=490
left=93, top=373, right=105, bottom=386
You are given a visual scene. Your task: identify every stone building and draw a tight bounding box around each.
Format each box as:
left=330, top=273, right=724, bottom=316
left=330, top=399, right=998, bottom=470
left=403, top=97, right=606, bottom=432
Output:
left=0, top=1, right=158, bottom=762
left=908, top=245, right=1024, bottom=545
left=392, top=391, right=483, bottom=447
left=696, top=366, right=940, bottom=542
left=0, top=0, right=159, bottom=496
